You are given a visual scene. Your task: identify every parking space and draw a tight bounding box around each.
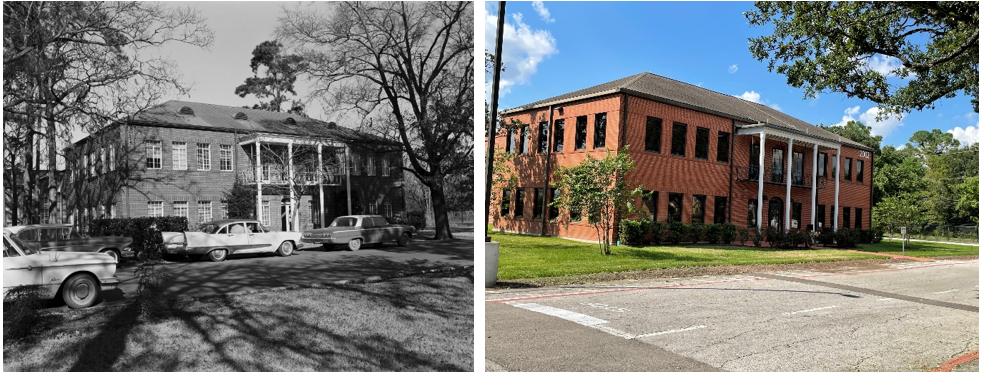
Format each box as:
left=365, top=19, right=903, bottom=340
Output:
left=487, top=260, right=979, bottom=372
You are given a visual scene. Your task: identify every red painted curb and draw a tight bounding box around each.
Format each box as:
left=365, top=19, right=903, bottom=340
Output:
left=932, top=350, right=978, bottom=372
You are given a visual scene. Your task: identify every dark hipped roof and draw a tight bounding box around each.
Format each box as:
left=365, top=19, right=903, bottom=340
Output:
left=129, top=100, right=385, bottom=144
left=502, top=72, right=869, bottom=150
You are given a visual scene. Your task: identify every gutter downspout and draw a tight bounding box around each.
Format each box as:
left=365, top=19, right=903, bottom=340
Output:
left=727, top=119, right=736, bottom=224
left=540, top=105, right=555, bottom=236
left=613, top=93, right=630, bottom=243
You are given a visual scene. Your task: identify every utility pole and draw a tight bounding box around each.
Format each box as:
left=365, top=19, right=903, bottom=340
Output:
left=483, top=1, right=507, bottom=242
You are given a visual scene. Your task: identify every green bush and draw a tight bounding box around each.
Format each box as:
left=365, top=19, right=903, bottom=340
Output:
left=751, top=228, right=763, bottom=247
left=3, top=285, right=52, bottom=342
left=737, top=227, right=750, bottom=246
left=619, top=219, right=646, bottom=246
left=650, top=221, right=665, bottom=245
left=721, top=223, right=738, bottom=244
left=857, top=228, right=875, bottom=244
left=666, top=222, right=686, bottom=244
left=134, top=259, right=174, bottom=322
left=690, top=223, right=705, bottom=244
left=872, top=226, right=884, bottom=243
left=90, top=216, right=188, bottom=260
left=834, top=228, right=859, bottom=248
left=787, top=230, right=808, bottom=249
left=817, top=227, right=835, bottom=246
left=704, top=224, right=722, bottom=244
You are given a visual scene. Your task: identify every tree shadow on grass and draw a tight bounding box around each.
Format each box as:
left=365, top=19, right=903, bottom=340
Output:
left=618, top=248, right=714, bottom=262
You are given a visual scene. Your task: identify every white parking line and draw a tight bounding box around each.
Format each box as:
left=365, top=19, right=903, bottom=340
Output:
left=510, top=302, right=608, bottom=326
left=782, top=306, right=838, bottom=315
left=933, top=289, right=959, bottom=295
left=634, top=325, right=707, bottom=339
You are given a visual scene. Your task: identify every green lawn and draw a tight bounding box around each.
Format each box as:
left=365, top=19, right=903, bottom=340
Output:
left=857, top=239, right=980, bottom=258
left=492, top=233, right=887, bottom=280
left=4, top=274, right=473, bottom=372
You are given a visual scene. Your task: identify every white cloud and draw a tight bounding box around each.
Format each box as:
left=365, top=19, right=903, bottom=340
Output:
left=834, top=106, right=905, bottom=137
left=531, top=1, right=555, bottom=23
left=736, top=90, right=782, bottom=111
left=485, top=5, right=558, bottom=98
left=728, top=64, right=738, bottom=74
left=865, top=54, right=914, bottom=79
left=948, top=126, right=979, bottom=145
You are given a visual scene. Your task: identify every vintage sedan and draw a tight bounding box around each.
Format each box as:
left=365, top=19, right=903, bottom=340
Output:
left=161, top=219, right=302, bottom=262
left=3, top=230, right=120, bottom=309
left=301, top=215, right=415, bottom=251
left=7, top=224, right=134, bottom=262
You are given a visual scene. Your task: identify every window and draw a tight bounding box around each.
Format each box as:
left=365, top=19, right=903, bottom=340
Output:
left=172, top=142, right=187, bottom=170
left=220, top=200, right=227, bottom=219
left=717, top=132, right=730, bottom=163
left=816, top=204, right=826, bottom=228
left=817, top=152, right=827, bottom=177
left=514, top=188, right=525, bottom=218
left=173, top=201, right=189, bottom=219
left=537, top=122, right=549, bottom=153
left=198, top=201, right=212, bottom=223
left=749, top=142, right=761, bottom=180
left=533, top=188, right=544, bottom=219
left=844, top=157, right=853, bottom=181
left=856, top=160, right=863, bottom=182
left=100, top=148, right=106, bottom=174
left=569, top=205, right=582, bottom=222
left=792, top=151, right=804, bottom=185
left=220, top=145, right=233, bottom=171
left=146, top=141, right=162, bottom=169
left=645, top=117, right=662, bottom=153
left=671, top=122, right=687, bottom=156
left=692, top=194, right=706, bottom=224
left=575, top=116, right=587, bottom=150
left=383, top=201, right=393, bottom=218
left=771, top=148, right=784, bottom=183
left=548, top=188, right=560, bottom=221
left=367, top=156, right=376, bottom=176
left=792, top=202, right=802, bottom=229
left=830, top=205, right=836, bottom=228
left=262, top=202, right=271, bottom=227
left=148, top=201, right=163, bottom=217
left=351, top=153, right=361, bottom=176
left=109, top=148, right=115, bottom=171
left=553, top=119, right=565, bottom=152
left=843, top=207, right=851, bottom=228
left=695, top=127, right=709, bottom=160
left=500, top=190, right=511, bottom=216
left=855, top=208, right=862, bottom=229
left=89, top=153, right=95, bottom=176
left=505, top=128, right=515, bottom=153
left=382, top=157, right=390, bottom=177
left=519, top=124, right=530, bottom=155
left=668, top=193, right=683, bottom=222
left=367, top=202, right=377, bottom=214
left=593, top=113, right=607, bottom=149
left=748, top=199, right=758, bottom=227
left=642, top=191, right=658, bottom=221
left=197, top=143, right=210, bottom=171
left=714, top=197, right=727, bottom=224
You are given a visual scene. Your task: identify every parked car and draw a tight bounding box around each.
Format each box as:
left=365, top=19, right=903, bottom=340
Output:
left=6, top=224, right=134, bottom=263
left=3, top=230, right=120, bottom=309
left=161, top=219, right=302, bottom=262
left=301, top=215, right=415, bottom=251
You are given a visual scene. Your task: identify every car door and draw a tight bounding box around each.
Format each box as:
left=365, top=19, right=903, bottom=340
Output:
left=3, top=236, right=44, bottom=292
left=373, top=217, right=399, bottom=243
left=246, top=222, right=277, bottom=252
left=222, top=223, right=252, bottom=253
left=362, top=217, right=383, bottom=244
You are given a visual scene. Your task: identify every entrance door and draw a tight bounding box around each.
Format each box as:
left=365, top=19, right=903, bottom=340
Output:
left=768, top=197, right=784, bottom=231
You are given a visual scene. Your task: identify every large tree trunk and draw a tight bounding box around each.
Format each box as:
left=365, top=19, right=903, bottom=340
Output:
left=428, top=177, right=453, bottom=240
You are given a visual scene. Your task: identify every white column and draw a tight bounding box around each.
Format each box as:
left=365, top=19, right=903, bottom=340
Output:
left=288, top=141, right=296, bottom=232
left=255, top=140, right=262, bottom=223
left=810, top=143, right=818, bottom=228
left=756, top=132, right=765, bottom=230
left=345, top=145, right=352, bottom=215
left=785, top=137, right=792, bottom=230
left=833, top=147, right=841, bottom=230
left=317, top=144, right=325, bottom=228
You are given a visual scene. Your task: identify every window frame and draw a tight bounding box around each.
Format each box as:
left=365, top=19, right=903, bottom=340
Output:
left=817, top=152, right=827, bottom=177
left=714, top=196, right=727, bottom=224
left=644, top=117, right=662, bottom=153
left=500, top=190, right=511, bottom=216
left=716, top=131, right=730, bottom=163
left=146, top=141, right=162, bottom=169
left=173, top=201, right=189, bottom=219
left=198, top=201, right=212, bottom=223
left=505, top=128, right=515, bottom=153
left=855, top=208, right=862, bottom=229
left=668, top=192, right=683, bottom=222
left=593, top=113, right=607, bottom=149
left=792, top=151, right=804, bottom=185
left=691, top=194, right=706, bottom=224
left=548, top=188, right=560, bottom=221
left=537, top=121, right=549, bottom=154
left=148, top=201, right=164, bottom=217
left=219, top=145, right=233, bottom=171
left=747, top=199, right=758, bottom=227
left=197, top=143, right=211, bottom=171
left=671, top=122, right=687, bottom=157
left=533, top=188, right=544, bottom=219
left=172, top=142, right=187, bottom=170
left=695, top=127, right=710, bottom=160
left=844, top=157, right=853, bottom=181
left=843, top=206, right=851, bottom=228
left=553, top=119, right=565, bottom=152
left=519, top=124, right=530, bottom=155
left=514, top=188, right=525, bottom=218
left=574, top=115, right=588, bottom=150
left=856, top=159, right=864, bottom=182
left=792, top=201, right=802, bottom=229
left=642, top=190, right=658, bottom=221
left=771, top=148, right=784, bottom=183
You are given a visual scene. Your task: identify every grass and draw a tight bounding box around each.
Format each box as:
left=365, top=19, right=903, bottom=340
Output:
left=3, top=273, right=473, bottom=372
left=492, top=232, right=886, bottom=280
left=857, top=239, right=980, bottom=258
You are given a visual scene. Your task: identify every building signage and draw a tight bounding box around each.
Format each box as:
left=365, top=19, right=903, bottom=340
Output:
left=859, top=151, right=871, bottom=159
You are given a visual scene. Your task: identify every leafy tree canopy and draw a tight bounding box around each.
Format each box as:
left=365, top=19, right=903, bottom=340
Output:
left=747, top=1, right=979, bottom=115
left=234, top=40, right=306, bottom=114
left=824, top=120, right=883, bottom=153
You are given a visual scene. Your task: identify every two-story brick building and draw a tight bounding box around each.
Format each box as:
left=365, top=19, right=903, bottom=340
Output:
left=63, top=101, right=405, bottom=232
left=491, top=72, right=874, bottom=241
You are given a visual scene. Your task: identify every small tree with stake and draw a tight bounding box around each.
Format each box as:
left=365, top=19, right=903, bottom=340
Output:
left=551, top=147, right=644, bottom=255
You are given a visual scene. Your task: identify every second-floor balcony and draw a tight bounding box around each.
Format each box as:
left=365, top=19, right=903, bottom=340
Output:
left=733, top=165, right=827, bottom=189
left=238, top=164, right=345, bottom=186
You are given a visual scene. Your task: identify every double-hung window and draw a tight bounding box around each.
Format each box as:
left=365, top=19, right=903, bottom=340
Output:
left=146, top=141, right=162, bottom=169
left=695, top=127, right=709, bottom=160
left=716, top=132, right=730, bottom=163
left=553, top=119, right=565, bottom=152
left=671, top=122, right=687, bottom=156
left=198, top=201, right=212, bottom=223
left=173, top=201, right=189, bottom=219
left=574, top=116, right=587, bottom=150
left=172, top=142, right=187, bottom=170
left=148, top=201, right=163, bottom=217
left=219, top=145, right=233, bottom=171
left=645, top=117, right=662, bottom=153
left=593, top=113, right=607, bottom=149
left=197, top=143, right=210, bottom=171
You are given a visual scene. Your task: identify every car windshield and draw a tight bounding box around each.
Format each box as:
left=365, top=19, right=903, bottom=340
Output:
left=330, top=217, right=357, bottom=227
left=5, top=234, right=39, bottom=255
left=199, top=224, right=219, bottom=233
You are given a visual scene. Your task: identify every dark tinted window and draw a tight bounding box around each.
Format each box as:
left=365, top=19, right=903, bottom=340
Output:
left=514, top=188, right=525, bottom=218
left=553, top=119, right=564, bottom=152
left=645, top=117, right=662, bottom=153
left=668, top=193, right=683, bottom=222
left=748, top=199, right=758, bottom=227
left=692, top=194, right=706, bottom=223
left=856, top=160, right=863, bottom=182
left=533, top=188, right=544, bottom=219
left=537, top=122, right=548, bottom=153
left=671, top=122, right=687, bottom=156
left=642, top=191, right=658, bottom=221
left=844, top=157, right=853, bottom=181
left=575, top=116, right=587, bottom=150
left=519, top=124, right=529, bottom=155
left=505, top=128, right=515, bottom=153
left=855, top=208, right=862, bottom=229
left=817, top=204, right=826, bottom=228
left=792, top=202, right=802, bottom=229
left=714, top=197, right=727, bottom=224
left=549, top=188, right=560, bottom=221
left=500, top=190, right=511, bottom=216
left=843, top=207, right=851, bottom=228
left=593, top=113, right=607, bottom=149
left=695, top=127, right=709, bottom=160
left=717, top=132, right=730, bottom=163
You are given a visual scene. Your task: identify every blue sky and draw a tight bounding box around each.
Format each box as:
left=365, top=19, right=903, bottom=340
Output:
left=484, top=1, right=980, bottom=148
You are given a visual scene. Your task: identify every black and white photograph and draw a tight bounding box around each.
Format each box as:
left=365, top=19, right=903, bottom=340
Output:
left=3, top=1, right=474, bottom=371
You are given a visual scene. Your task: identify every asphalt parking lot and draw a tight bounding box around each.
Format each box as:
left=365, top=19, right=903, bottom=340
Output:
left=486, top=259, right=979, bottom=372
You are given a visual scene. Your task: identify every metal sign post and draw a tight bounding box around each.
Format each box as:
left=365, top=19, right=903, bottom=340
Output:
left=900, top=226, right=906, bottom=260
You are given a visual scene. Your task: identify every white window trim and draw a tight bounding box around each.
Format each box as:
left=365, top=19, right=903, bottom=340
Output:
left=148, top=201, right=164, bottom=217
left=198, top=201, right=212, bottom=223
left=146, top=141, right=162, bottom=169
left=219, top=145, right=233, bottom=171
left=172, top=142, right=187, bottom=170
left=197, top=143, right=211, bottom=171
left=173, top=201, right=189, bottom=219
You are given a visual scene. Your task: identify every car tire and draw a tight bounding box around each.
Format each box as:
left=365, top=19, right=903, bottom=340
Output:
left=398, top=233, right=411, bottom=247
left=62, top=274, right=100, bottom=309
left=101, top=249, right=121, bottom=263
left=347, top=238, right=362, bottom=251
left=276, top=241, right=294, bottom=257
left=207, top=249, right=228, bottom=262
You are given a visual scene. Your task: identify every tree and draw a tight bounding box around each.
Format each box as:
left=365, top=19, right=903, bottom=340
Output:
left=551, top=148, right=644, bottom=255
left=276, top=2, right=473, bottom=240
left=224, top=177, right=257, bottom=220
left=824, top=120, right=883, bottom=155
left=872, top=193, right=923, bottom=244
left=747, top=2, right=979, bottom=115
left=234, top=40, right=306, bottom=114
left=872, top=147, right=925, bottom=203
left=955, top=175, right=978, bottom=224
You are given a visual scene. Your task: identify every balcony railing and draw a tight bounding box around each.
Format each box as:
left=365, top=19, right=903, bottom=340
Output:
left=733, top=165, right=827, bottom=189
left=238, top=165, right=345, bottom=186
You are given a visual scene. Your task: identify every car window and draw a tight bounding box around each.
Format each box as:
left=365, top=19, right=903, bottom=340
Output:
left=229, top=224, right=246, bottom=234
left=215, top=225, right=228, bottom=234
left=17, top=229, right=39, bottom=242
left=331, top=217, right=357, bottom=227
left=200, top=224, right=219, bottom=233
left=68, top=229, right=83, bottom=239
left=39, top=228, right=61, bottom=241
left=373, top=217, right=389, bottom=226
left=6, top=235, right=37, bottom=255
left=245, top=222, right=262, bottom=233
left=3, top=238, right=20, bottom=257
left=257, top=223, right=270, bottom=233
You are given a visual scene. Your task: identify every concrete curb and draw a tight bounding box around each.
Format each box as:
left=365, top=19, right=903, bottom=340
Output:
left=48, top=265, right=474, bottom=316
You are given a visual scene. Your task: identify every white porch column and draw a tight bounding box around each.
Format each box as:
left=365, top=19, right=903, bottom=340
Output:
left=810, top=143, right=818, bottom=228
left=833, top=147, right=841, bottom=230
left=757, top=132, right=765, bottom=230
left=345, top=145, right=352, bottom=215
left=288, top=141, right=296, bottom=232
left=255, top=140, right=263, bottom=223
left=317, top=144, right=325, bottom=228
left=785, top=137, right=792, bottom=230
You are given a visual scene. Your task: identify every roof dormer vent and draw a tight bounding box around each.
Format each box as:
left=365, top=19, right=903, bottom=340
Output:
left=326, top=122, right=337, bottom=129
left=283, top=117, right=296, bottom=125
left=234, top=112, right=248, bottom=120
left=179, top=106, right=195, bottom=116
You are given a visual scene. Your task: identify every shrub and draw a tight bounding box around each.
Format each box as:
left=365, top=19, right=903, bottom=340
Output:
left=3, top=285, right=52, bottom=342
left=834, top=228, right=859, bottom=248
left=872, top=226, right=884, bottom=243
left=817, top=227, right=835, bottom=246
left=721, top=223, right=738, bottom=245
left=751, top=228, right=763, bottom=247
left=704, top=224, right=722, bottom=244
left=690, top=223, right=705, bottom=244
left=90, top=216, right=188, bottom=261
left=619, top=219, right=645, bottom=246
left=857, top=228, right=875, bottom=244
left=787, top=230, right=808, bottom=249
left=666, top=222, right=686, bottom=245
left=737, top=227, right=750, bottom=246
left=134, top=259, right=174, bottom=322
left=650, top=221, right=665, bottom=246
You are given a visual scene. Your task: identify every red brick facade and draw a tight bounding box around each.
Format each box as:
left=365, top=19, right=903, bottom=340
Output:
left=491, top=87, right=873, bottom=242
